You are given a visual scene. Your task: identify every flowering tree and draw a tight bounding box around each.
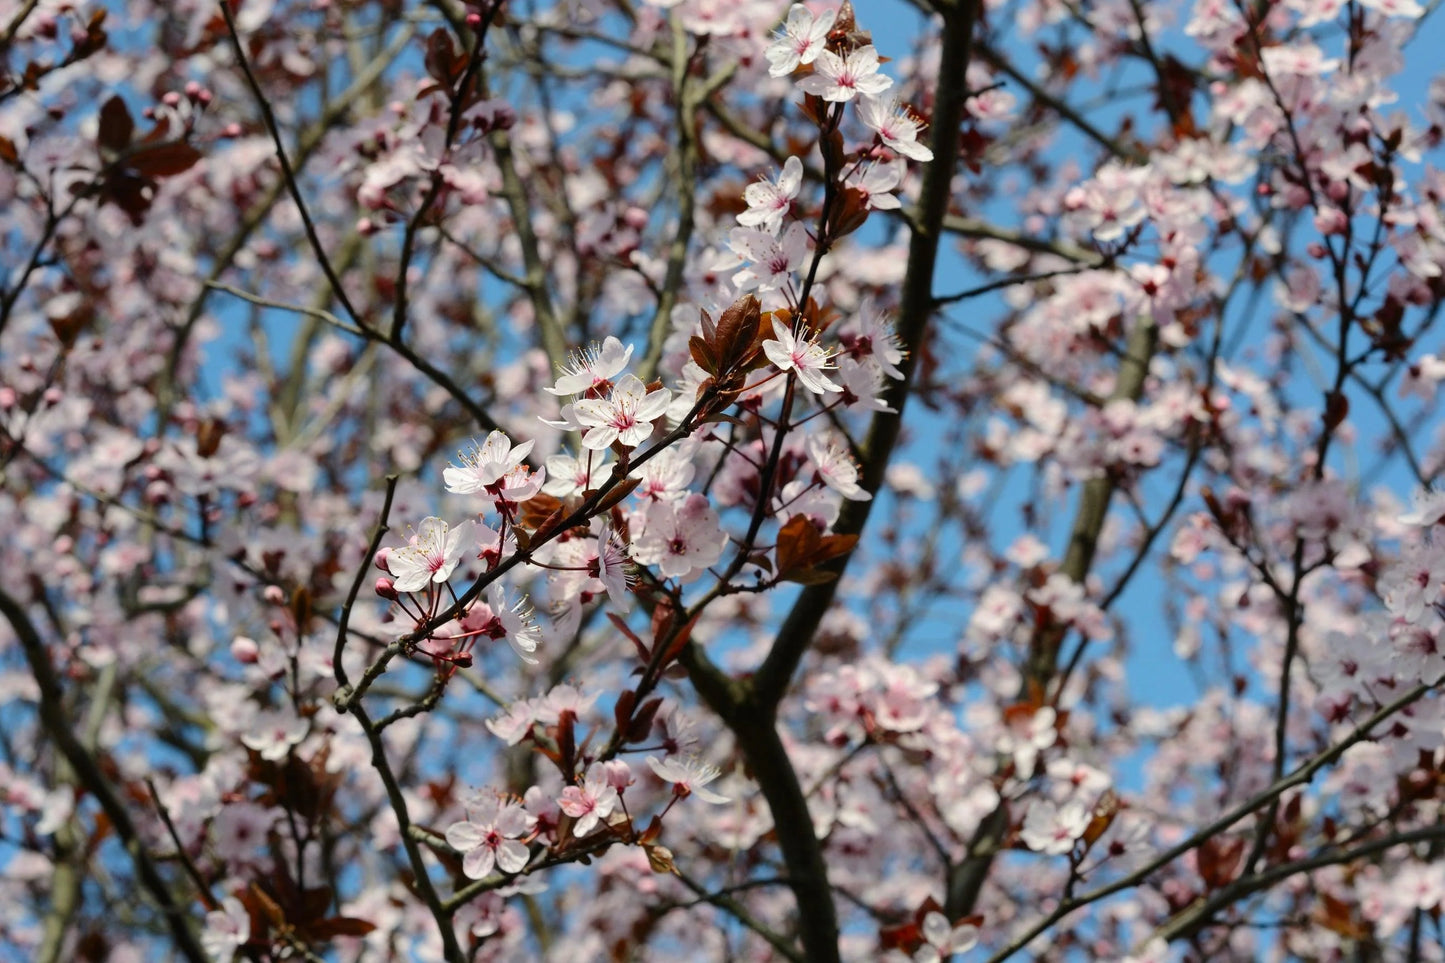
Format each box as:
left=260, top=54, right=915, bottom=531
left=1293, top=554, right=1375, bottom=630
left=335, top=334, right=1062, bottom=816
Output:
left=3, top=0, right=1445, bottom=959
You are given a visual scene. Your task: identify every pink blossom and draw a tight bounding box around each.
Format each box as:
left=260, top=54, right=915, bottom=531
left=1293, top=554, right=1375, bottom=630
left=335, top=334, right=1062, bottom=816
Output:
left=544, top=337, right=634, bottom=396
left=1019, top=798, right=1091, bottom=855
left=845, top=160, right=904, bottom=211
left=764, top=4, right=835, bottom=78
left=557, top=764, right=621, bottom=837
left=631, top=493, right=729, bottom=579
left=762, top=317, right=842, bottom=394
left=914, top=911, right=979, bottom=962
left=485, top=583, right=543, bottom=663
left=857, top=97, right=934, bottom=162
left=200, top=896, right=251, bottom=961
left=387, top=517, right=473, bottom=594
left=797, top=46, right=894, bottom=103
left=443, top=431, right=535, bottom=494
left=542, top=450, right=612, bottom=498
left=572, top=374, right=672, bottom=450
left=647, top=755, right=730, bottom=804
left=1358, top=0, right=1424, bottom=17
left=240, top=708, right=308, bottom=762
left=1379, top=543, right=1445, bottom=622
left=592, top=521, right=634, bottom=609
left=805, top=433, right=870, bottom=502
left=738, top=156, right=804, bottom=235
left=728, top=222, right=809, bottom=292
left=446, top=794, right=533, bottom=880
left=634, top=444, right=696, bottom=500
left=1399, top=487, right=1445, bottom=528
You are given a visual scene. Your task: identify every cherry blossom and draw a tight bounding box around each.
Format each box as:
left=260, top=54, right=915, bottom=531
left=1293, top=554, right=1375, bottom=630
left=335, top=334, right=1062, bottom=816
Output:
left=764, top=3, right=836, bottom=78
left=200, top=897, right=251, bottom=962
left=845, top=160, right=904, bottom=211
left=386, top=517, right=473, bottom=593
left=544, top=337, right=634, bottom=397
left=763, top=317, right=843, bottom=394
left=484, top=583, right=544, bottom=664
left=728, top=222, right=809, bottom=292
left=738, top=155, right=804, bottom=236
left=857, top=97, right=935, bottom=163
left=9, top=1, right=1445, bottom=960
left=443, top=431, right=536, bottom=494
left=805, top=433, right=870, bottom=501
left=445, top=794, right=534, bottom=880
left=592, top=521, right=634, bottom=608
left=912, top=911, right=979, bottom=963
left=647, top=755, right=730, bottom=804
left=797, top=46, right=894, bottom=103
left=1019, top=798, right=1091, bottom=855
left=557, top=764, right=621, bottom=837
left=542, top=450, right=613, bottom=498
left=572, top=374, right=672, bottom=450
left=630, top=493, right=729, bottom=579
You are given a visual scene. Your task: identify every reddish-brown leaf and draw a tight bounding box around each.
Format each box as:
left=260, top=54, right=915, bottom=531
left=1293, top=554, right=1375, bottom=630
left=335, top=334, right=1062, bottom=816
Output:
left=424, top=29, right=458, bottom=87
left=519, top=492, right=564, bottom=530
left=775, top=514, right=822, bottom=577
left=127, top=141, right=202, bottom=178
left=248, top=883, right=287, bottom=928
left=98, top=95, right=133, bottom=157
left=590, top=475, right=640, bottom=515
left=715, top=294, right=761, bottom=371
left=307, top=916, right=378, bottom=939
left=689, top=334, right=718, bottom=376
left=658, top=610, right=700, bottom=667
left=812, top=533, right=858, bottom=565
left=626, top=697, right=664, bottom=743
left=1197, top=835, right=1245, bottom=890
left=607, top=612, right=650, bottom=661
left=613, top=689, right=636, bottom=734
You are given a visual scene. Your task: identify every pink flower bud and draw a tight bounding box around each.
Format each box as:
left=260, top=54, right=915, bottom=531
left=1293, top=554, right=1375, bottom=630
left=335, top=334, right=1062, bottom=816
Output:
left=231, top=636, right=260, bottom=663
left=622, top=206, right=649, bottom=230
left=375, top=577, right=398, bottom=600
left=374, top=547, right=393, bottom=573
left=262, top=585, right=286, bottom=605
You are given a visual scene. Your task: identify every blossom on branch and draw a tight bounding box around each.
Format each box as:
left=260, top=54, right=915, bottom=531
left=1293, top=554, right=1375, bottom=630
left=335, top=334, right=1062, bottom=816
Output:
left=765, top=4, right=836, bottom=77
left=443, top=431, right=536, bottom=494
left=544, top=337, right=634, bottom=397
left=647, top=755, right=729, bottom=804
left=858, top=97, right=934, bottom=162
left=762, top=317, right=843, bottom=394
left=796, top=45, right=893, bottom=103
left=728, top=222, right=809, bottom=292
left=558, top=763, right=621, bottom=837
left=445, top=793, right=533, bottom=880
left=572, top=374, right=672, bottom=451
left=631, top=493, right=728, bottom=579
left=387, top=517, right=473, bottom=593
left=738, top=156, right=804, bottom=236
